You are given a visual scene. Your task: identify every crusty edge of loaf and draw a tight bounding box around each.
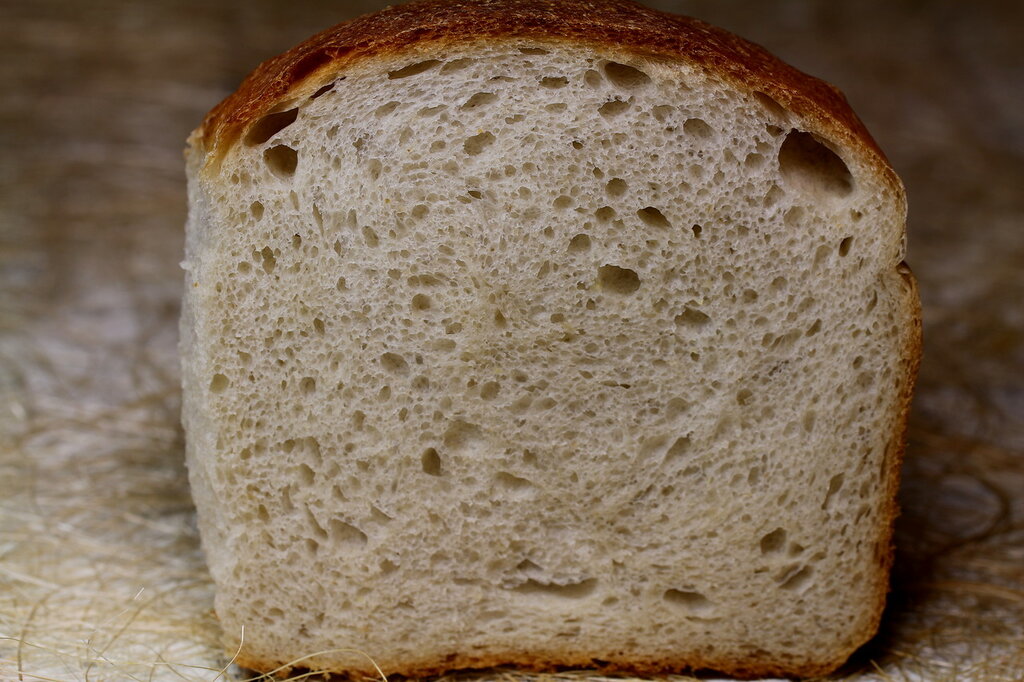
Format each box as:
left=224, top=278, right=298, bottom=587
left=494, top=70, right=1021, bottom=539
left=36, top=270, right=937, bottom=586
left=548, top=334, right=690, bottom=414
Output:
left=230, top=647, right=848, bottom=680
left=860, top=262, right=924, bottom=646
left=186, top=0, right=901, bottom=200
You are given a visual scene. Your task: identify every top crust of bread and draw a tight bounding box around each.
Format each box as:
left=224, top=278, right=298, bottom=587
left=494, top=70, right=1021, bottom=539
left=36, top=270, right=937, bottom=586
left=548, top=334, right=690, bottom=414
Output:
left=190, top=0, right=899, bottom=197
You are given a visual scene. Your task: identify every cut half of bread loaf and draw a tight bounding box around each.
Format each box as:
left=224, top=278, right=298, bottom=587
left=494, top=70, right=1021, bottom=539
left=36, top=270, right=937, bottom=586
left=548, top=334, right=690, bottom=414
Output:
left=181, top=0, right=921, bottom=678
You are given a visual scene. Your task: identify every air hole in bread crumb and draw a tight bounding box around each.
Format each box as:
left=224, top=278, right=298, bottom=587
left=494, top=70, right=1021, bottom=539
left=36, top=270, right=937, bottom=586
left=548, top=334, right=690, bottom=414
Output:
left=329, top=519, right=368, bottom=547
left=462, top=92, right=497, bottom=110
left=300, top=377, right=316, bottom=394
left=250, top=201, right=264, bottom=220
left=496, top=471, right=534, bottom=493
left=598, top=99, right=630, bottom=117
left=443, top=420, right=483, bottom=451
left=310, top=82, right=334, bottom=99
left=683, top=118, right=713, bottom=139
left=210, top=373, right=229, bottom=393
left=665, top=436, right=691, bottom=461
left=764, top=185, right=784, bottom=208
left=675, top=307, right=710, bottom=327
left=598, top=265, right=641, bottom=294
left=778, top=565, right=813, bottom=592
left=380, top=352, right=408, bottom=374
left=480, top=381, right=500, bottom=400
left=464, top=131, right=495, bottom=155
left=540, top=76, right=568, bottom=89
left=532, top=393, right=557, bottom=409
left=602, top=61, right=651, bottom=89
left=760, top=528, right=787, bottom=554
left=839, top=236, right=854, bottom=256
left=260, top=247, right=276, bottom=274
left=515, top=578, right=597, bottom=598
left=374, top=101, right=400, bottom=117
left=812, top=243, right=832, bottom=268
left=753, top=91, right=788, bottom=120
left=245, top=108, right=299, bottom=146
left=366, top=158, right=383, bottom=180
left=441, top=58, right=473, bottom=72
left=411, top=293, right=432, bottom=311
left=637, top=207, right=670, bottom=229
left=779, top=130, right=853, bottom=197
left=518, top=46, right=549, bottom=55
left=663, top=589, right=714, bottom=612
left=264, top=144, right=298, bottom=178
left=745, top=152, right=766, bottom=170
left=297, top=463, right=315, bottom=485
left=421, top=448, right=442, bottom=476
left=652, top=104, right=674, bottom=122
left=567, top=233, right=591, bottom=253
left=362, top=226, right=379, bottom=247
left=736, top=389, right=753, bottom=406
left=388, top=59, right=441, bottom=79
left=666, top=397, right=690, bottom=418
left=605, top=178, right=628, bottom=196
left=823, top=473, right=845, bottom=510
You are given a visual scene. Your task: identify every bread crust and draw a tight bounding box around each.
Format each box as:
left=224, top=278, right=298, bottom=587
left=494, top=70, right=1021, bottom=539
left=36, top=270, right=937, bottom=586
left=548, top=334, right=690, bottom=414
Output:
left=190, top=0, right=899, bottom=197
left=863, top=262, right=924, bottom=644
left=232, top=647, right=847, bottom=680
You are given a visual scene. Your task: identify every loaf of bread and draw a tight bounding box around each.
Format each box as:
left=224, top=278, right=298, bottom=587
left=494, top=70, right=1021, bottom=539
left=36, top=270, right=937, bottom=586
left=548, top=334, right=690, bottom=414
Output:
left=181, top=0, right=921, bottom=677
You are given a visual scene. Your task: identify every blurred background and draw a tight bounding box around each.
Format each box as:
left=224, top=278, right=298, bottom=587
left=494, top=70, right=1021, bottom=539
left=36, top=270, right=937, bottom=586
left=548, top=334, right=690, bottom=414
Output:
left=1, top=0, right=1021, bottom=679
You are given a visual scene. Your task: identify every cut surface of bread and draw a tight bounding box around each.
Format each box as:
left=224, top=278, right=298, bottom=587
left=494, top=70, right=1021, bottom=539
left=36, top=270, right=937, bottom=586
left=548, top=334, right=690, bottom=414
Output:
left=181, top=0, right=921, bottom=678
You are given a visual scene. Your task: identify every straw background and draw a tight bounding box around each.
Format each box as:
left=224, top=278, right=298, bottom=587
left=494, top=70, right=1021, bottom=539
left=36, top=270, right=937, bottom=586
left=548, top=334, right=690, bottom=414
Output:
left=1, top=0, right=1021, bottom=680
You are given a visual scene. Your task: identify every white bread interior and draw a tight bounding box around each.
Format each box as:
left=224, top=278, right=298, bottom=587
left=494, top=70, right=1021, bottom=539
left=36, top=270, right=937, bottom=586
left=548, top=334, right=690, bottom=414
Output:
left=181, top=41, right=917, bottom=676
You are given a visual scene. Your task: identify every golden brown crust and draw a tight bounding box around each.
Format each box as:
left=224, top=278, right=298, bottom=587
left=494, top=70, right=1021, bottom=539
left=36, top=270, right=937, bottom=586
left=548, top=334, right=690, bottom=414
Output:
left=832, top=264, right=921, bottom=669
left=233, top=646, right=846, bottom=680
left=863, top=262, right=924, bottom=638
left=192, top=0, right=898, bottom=195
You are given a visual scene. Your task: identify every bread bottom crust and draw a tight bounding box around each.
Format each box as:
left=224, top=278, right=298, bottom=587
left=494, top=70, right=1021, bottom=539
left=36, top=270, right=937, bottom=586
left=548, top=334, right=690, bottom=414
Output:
left=232, top=646, right=853, bottom=680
